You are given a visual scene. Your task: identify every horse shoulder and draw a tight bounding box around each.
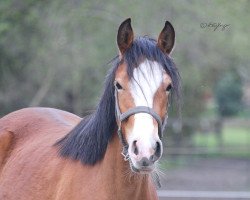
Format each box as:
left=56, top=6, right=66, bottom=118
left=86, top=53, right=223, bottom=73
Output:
left=0, top=108, right=84, bottom=199
left=0, top=107, right=81, bottom=168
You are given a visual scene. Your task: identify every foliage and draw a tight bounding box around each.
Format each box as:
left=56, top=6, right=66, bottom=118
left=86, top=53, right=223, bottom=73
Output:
left=0, top=1, right=249, bottom=146
left=215, top=68, right=243, bottom=117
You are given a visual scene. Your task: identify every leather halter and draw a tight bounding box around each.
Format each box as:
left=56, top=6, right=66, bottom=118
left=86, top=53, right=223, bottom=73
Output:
left=114, top=81, right=168, bottom=160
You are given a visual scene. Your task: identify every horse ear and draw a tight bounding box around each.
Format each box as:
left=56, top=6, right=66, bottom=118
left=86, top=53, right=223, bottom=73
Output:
left=117, top=18, right=134, bottom=55
left=157, top=21, right=175, bottom=55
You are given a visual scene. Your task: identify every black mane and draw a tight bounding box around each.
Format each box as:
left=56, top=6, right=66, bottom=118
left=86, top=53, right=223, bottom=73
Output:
left=56, top=36, right=181, bottom=165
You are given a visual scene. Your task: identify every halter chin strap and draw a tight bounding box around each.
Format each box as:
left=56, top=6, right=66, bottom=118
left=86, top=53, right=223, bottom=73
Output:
left=114, top=83, right=168, bottom=160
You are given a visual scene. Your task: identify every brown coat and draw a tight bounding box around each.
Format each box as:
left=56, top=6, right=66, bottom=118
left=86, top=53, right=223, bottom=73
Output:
left=0, top=108, right=157, bottom=200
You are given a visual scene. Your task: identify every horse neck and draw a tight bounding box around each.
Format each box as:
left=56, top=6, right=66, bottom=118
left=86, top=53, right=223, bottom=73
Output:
left=99, top=133, right=158, bottom=200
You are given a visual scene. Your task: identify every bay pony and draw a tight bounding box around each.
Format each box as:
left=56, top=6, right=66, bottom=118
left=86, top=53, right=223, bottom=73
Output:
left=0, top=18, right=180, bottom=200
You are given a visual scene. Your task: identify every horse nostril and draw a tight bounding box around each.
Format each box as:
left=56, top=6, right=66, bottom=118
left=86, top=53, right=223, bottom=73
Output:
left=154, top=141, right=162, bottom=160
left=149, top=141, right=162, bottom=163
left=132, top=140, right=138, bottom=155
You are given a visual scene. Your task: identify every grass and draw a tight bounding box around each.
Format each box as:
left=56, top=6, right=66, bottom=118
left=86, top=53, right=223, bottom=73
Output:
left=193, top=127, right=250, bottom=147
left=192, top=127, right=250, bottom=158
left=223, top=127, right=250, bottom=145
left=160, top=126, right=250, bottom=170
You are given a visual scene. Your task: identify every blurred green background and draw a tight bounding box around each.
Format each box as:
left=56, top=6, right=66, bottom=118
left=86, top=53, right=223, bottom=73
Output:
left=1, top=0, right=250, bottom=194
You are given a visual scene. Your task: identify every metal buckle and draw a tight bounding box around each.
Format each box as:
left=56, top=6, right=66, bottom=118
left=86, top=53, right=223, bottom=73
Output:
left=121, top=147, right=130, bottom=161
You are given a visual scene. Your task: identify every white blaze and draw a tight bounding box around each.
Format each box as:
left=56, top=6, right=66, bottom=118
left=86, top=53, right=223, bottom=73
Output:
left=128, top=60, right=163, bottom=159
left=130, top=60, right=163, bottom=108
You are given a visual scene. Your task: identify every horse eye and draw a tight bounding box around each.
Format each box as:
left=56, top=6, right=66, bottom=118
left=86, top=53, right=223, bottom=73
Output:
left=115, top=81, right=123, bottom=90
left=166, top=84, right=172, bottom=92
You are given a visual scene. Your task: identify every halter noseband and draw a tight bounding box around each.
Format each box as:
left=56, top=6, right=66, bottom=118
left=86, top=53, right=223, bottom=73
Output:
left=114, top=82, right=168, bottom=160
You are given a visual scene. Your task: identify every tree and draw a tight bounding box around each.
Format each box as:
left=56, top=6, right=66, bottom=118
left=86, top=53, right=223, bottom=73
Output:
left=215, top=68, right=243, bottom=117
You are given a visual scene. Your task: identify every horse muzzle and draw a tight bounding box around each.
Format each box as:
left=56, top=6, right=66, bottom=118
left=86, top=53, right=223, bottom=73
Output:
left=129, top=138, right=163, bottom=173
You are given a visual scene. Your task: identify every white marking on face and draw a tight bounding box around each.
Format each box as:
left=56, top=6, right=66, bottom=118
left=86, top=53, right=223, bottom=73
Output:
left=130, top=60, right=163, bottom=108
left=128, top=60, right=163, bottom=160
